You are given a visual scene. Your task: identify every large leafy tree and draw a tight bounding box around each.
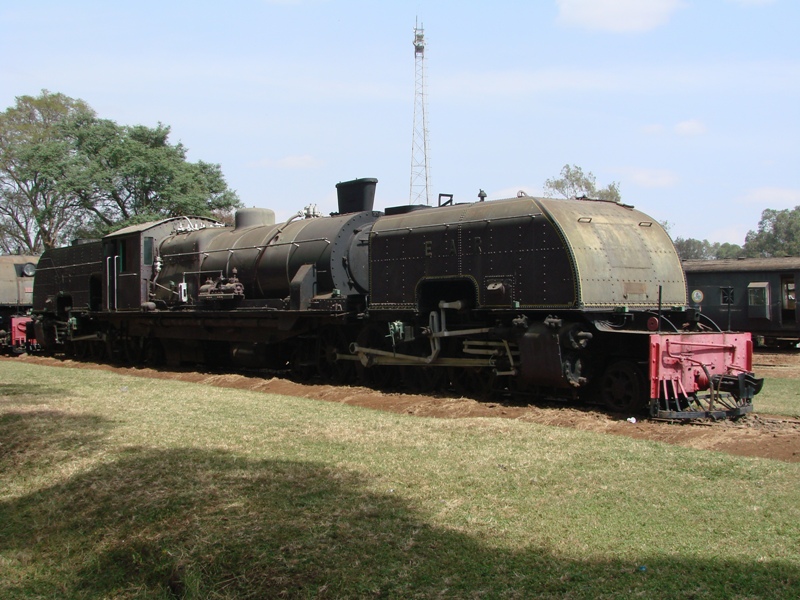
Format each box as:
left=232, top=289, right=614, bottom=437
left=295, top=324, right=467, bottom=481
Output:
left=672, top=237, right=716, bottom=260
left=0, top=91, right=241, bottom=253
left=543, top=164, right=621, bottom=203
left=0, top=91, right=93, bottom=252
left=743, top=207, right=800, bottom=257
left=65, top=118, right=240, bottom=234
left=672, top=237, right=744, bottom=260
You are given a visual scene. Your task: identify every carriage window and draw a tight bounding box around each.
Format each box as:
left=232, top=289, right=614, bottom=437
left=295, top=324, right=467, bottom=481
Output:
left=720, top=287, right=734, bottom=305
left=747, top=282, right=770, bottom=320
left=117, top=240, right=128, bottom=272
left=782, top=278, right=796, bottom=311
left=143, top=237, right=154, bottom=266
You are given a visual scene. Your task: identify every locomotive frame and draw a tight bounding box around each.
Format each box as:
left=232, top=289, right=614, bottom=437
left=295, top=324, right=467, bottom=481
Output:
left=31, top=179, right=762, bottom=420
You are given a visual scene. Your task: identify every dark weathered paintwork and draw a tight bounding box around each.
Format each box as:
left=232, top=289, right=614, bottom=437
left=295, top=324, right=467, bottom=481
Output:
left=29, top=179, right=761, bottom=419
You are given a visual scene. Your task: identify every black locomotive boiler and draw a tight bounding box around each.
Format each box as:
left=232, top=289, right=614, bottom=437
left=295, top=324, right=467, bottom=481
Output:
left=32, top=178, right=761, bottom=419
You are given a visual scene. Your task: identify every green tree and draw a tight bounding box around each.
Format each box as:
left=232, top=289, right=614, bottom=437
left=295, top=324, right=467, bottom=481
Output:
left=673, top=237, right=744, bottom=260
left=0, top=90, right=241, bottom=252
left=673, top=237, right=716, bottom=260
left=0, top=91, right=93, bottom=252
left=66, top=118, right=240, bottom=235
left=543, top=164, right=621, bottom=202
left=715, top=242, right=744, bottom=259
left=743, top=207, right=800, bottom=257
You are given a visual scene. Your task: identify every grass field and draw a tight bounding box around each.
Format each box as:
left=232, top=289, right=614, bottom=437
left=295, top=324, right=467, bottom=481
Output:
left=755, top=378, right=800, bottom=417
left=1, top=361, right=799, bottom=599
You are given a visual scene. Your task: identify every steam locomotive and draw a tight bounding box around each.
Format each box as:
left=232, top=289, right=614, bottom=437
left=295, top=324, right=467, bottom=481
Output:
left=0, top=254, right=38, bottom=354
left=31, top=178, right=762, bottom=419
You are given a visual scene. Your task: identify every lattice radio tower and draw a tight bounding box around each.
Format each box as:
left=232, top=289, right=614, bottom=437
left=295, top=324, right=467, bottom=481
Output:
left=409, top=19, right=431, bottom=205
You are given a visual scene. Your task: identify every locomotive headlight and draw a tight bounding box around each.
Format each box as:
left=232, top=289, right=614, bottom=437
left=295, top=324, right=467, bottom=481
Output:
left=22, top=262, right=36, bottom=277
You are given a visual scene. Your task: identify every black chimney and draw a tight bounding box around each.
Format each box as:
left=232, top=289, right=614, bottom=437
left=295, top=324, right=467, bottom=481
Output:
left=335, top=178, right=377, bottom=214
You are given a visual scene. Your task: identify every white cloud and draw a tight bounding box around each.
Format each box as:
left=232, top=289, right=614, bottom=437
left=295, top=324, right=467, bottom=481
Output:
left=556, top=0, right=686, bottom=33
left=737, top=187, right=800, bottom=209
left=248, top=155, right=325, bottom=170
left=623, top=168, right=679, bottom=188
left=674, top=119, right=708, bottom=136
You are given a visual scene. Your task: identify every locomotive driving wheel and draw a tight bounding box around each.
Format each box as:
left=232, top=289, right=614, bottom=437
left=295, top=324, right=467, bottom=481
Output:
left=403, top=364, right=446, bottom=393
left=89, top=340, right=106, bottom=361
left=142, top=338, right=165, bottom=367
left=599, top=361, right=646, bottom=413
left=449, top=366, right=501, bottom=401
left=124, top=336, right=144, bottom=366
left=354, top=324, right=398, bottom=389
left=73, top=341, right=89, bottom=360
left=317, top=328, right=354, bottom=384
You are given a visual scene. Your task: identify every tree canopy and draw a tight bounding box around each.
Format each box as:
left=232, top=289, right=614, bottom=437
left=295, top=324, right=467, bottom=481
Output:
left=0, top=90, right=241, bottom=253
left=676, top=206, right=800, bottom=260
left=743, top=206, right=800, bottom=257
left=672, top=237, right=744, bottom=260
left=0, top=91, right=92, bottom=252
left=543, top=164, right=621, bottom=203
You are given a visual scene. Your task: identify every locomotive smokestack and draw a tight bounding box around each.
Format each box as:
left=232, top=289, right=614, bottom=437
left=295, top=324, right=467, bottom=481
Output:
left=335, top=178, right=377, bottom=214
left=234, top=208, right=276, bottom=230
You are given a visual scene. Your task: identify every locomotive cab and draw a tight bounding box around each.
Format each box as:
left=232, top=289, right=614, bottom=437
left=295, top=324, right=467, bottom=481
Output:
left=104, top=217, right=222, bottom=311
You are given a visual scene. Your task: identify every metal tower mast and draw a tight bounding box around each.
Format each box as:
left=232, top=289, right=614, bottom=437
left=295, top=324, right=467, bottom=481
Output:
left=409, top=20, right=431, bottom=205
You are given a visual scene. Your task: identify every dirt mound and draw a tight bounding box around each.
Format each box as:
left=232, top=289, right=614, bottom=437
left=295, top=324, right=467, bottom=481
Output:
left=7, top=353, right=800, bottom=463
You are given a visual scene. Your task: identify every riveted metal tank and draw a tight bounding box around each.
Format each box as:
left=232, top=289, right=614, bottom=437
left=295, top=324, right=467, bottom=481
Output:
left=535, top=197, right=686, bottom=308
left=368, top=195, right=686, bottom=311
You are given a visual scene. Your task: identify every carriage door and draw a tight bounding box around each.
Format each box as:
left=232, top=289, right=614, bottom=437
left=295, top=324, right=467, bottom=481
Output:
left=105, top=235, right=142, bottom=311
left=781, top=275, right=796, bottom=326
left=104, top=241, right=118, bottom=311
left=747, top=282, right=771, bottom=320
left=115, top=235, right=142, bottom=310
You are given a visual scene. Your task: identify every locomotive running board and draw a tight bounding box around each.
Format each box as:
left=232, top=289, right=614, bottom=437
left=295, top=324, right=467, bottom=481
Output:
left=337, top=348, right=496, bottom=369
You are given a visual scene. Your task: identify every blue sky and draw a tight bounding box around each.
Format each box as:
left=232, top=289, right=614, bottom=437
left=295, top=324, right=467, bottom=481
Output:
left=2, top=0, right=798, bottom=244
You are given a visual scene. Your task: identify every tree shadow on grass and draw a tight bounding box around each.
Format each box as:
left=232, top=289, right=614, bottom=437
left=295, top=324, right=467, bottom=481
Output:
left=0, top=440, right=797, bottom=600
left=0, top=410, right=109, bottom=477
left=0, top=382, right=71, bottom=405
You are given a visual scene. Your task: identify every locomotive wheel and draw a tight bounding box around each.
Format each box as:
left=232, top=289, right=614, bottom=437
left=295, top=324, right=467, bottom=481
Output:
left=142, top=338, right=165, bottom=367
left=124, top=336, right=144, bottom=366
left=291, top=338, right=316, bottom=381
left=600, top=361, right=646, bottom=413
left=449, top=366, right=500, bottom=401
left=355, top=324, right=398, bottom=389
left=403, top=365, right=446, bottom=394
left=73, top=341, right=89, bottom=360
left=317, top=328, right=354, bottom=384
left=89, top=340, right=106, bottom=361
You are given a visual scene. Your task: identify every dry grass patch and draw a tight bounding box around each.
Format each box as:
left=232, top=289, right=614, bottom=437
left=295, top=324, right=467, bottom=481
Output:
left=1, top=362, right=799, bottom=599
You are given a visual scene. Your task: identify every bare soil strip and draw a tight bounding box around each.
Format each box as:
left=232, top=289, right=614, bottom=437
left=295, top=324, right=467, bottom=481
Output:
left=6, top=353, right=799, bottom=463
